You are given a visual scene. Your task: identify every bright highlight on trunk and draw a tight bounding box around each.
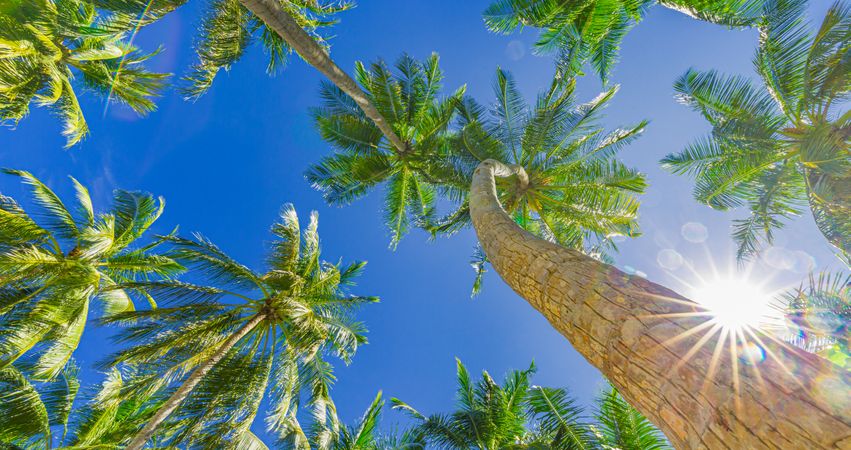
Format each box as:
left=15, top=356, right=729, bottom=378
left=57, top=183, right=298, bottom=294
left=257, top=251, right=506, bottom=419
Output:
left=469, top=159, right=850, bottom=449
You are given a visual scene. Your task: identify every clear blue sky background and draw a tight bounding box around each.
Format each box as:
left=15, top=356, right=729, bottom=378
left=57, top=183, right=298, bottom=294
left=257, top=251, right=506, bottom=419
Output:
left=0, top=0, right=843, bottom=440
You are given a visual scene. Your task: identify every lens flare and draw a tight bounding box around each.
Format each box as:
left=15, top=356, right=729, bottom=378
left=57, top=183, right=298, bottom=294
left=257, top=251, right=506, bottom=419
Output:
left=691, top=278, right=779, bottom=331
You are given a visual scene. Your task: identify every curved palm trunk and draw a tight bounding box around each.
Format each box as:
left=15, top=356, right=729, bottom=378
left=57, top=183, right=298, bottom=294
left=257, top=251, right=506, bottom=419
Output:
left=237, top=0, right=407, bottom=155
left=470, top=159, right=851, bottom=449
left=125, top=313, right=266, bottom=450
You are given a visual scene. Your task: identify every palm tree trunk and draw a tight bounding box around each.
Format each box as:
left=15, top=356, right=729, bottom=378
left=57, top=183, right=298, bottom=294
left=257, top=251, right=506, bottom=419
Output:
left=237, top=0, right=407, bottom=155
left=125, top=313, right=267, bottom=450
left=469, top=159, right=851, bottom=449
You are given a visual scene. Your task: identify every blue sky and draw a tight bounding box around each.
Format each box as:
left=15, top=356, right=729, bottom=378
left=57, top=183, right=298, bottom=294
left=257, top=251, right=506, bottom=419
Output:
left=0, top=0, right=843, bottom=440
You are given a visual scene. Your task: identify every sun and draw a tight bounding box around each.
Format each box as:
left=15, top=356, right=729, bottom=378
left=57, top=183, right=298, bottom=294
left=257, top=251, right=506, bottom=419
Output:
left=690, top=277, right=780, bottom=331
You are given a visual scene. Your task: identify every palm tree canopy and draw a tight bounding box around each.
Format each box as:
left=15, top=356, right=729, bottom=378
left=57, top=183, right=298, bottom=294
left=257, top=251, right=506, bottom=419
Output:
left=0, top=169, right=180, bottom=382
left=310, top=63, right=646, bottom=290
left=306, top=53, right=466, bottom=248
left=0, top=0, right=168, bottom=146
left=98, top=204, right=376, bottom=449
left=440, top=69, right=647, bottom=293
left=661, top=0, right=851, bottom=261
left=483, top=0, right=765, bottom=83
left=391, top=359, right=669, bottom=450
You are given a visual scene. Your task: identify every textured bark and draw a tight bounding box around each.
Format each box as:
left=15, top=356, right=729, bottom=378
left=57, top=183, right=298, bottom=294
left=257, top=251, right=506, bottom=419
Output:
left=125, top=313, right=266, bottom=450
left=238, top=0, right=407, bottom=155
left=470, top=159, right=851, bottom=449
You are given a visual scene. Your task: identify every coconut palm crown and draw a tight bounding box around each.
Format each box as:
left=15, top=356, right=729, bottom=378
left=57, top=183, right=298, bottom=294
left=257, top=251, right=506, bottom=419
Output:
left=306, top=53, right=466, bottom=248
left=662, top=0, right=851, bottom=261
left=391, top=359, right=670, bottom=450
left=99, top=204, right=376, bottom=449
left=0, top=169, right=180, bottom=382
left=483, top=0, right=765, bottom=83
left=0, top=0, right=169, bottom=146
left=439, top=69, right=647, bottom=293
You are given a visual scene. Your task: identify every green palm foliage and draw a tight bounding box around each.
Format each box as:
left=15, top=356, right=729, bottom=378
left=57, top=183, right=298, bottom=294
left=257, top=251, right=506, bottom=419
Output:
left=2, top=362, right=266, bottom=449
left=0, top=361, right=79, bottom=448
left=0, top=0, right=168, bottom=146
left=0, top=169, right=179, bottom=382
left=98, top=0, right=351, bottom=99
left=98, top=204, right=376, bottom=448
left=182, top=0, right=352, bottom=98
left=306, top=54, right=466, bottom=248
left=483, top=0, right=764, bottom=83
left=60, top=367, right=168, bottom=448
left=443, top=69, right=646, bottom=292
left=593, top=387, right=669, bottom=450
left=309, top=391, right=424, bottom=450
left=783, top=271, right=850, bottom=369
left=662, top=1, right=851, bottom=261
left=391, top=359, right=669, bottom=450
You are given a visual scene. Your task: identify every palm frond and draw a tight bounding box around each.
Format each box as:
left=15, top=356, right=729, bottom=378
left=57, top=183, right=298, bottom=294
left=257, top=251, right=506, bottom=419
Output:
left=594, top=385, right=670, bottom=450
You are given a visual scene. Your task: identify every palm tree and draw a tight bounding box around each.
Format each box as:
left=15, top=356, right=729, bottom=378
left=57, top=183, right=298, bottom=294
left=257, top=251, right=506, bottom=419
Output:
left=782, top=271, right=850, bottom=368
left=306, top=53, right=465, bottom=248
left=662, top=1, right=851, bottom=261
left=0, top=169, right=180, bottom=381
left=391, top=359, right=669, bottom=449
left=309, top=66, right=646, bottom=283
left=483, top=0, right=764, bottom=83
left=0, top=0, right=168, bottom=146
left=1, top=361, right=259, bottom=448
left=96, top=204, right=376, bottom=450
left=98, top=0, right=409, bottom=154
left=469, top=152, right=850, bottom=446
left=439, top=69, right=647, bottom=293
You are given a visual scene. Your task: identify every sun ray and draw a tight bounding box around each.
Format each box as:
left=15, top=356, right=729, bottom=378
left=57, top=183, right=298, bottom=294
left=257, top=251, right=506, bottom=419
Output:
left=672, top=322, right=723, bottom=374
left=735, top=328, right=766, bottom=394
left=701, top=326, right=729, bottom=394
left=659, top=319, right=718, bottom=348
left=744, top=327, right=809, bottom=391
left=728, top=328, right=742, bottom=412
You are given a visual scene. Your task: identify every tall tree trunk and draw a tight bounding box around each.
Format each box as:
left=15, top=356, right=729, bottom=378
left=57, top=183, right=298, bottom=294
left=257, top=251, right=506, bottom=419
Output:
left=469, top=159, right=851, bottom=449
left=125, top=313, right=267, bottom=450
left=237, top=0, right=408, bottom=155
